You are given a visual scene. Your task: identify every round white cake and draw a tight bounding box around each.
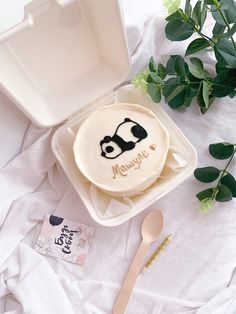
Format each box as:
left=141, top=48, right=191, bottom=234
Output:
left=73, top=103, right=169, bottom=197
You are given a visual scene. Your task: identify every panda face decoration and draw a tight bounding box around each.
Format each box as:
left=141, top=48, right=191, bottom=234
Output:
left=100, top=118, right=148, bottom=159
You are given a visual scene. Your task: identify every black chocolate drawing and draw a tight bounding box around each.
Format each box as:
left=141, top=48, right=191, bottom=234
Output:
left=100, top=118, right=148, bottom=159
left=49, top=215, right=64, bottom=226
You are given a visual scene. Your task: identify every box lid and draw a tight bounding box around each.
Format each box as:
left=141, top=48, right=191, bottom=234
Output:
left=0, top=0, right=130, bottom=127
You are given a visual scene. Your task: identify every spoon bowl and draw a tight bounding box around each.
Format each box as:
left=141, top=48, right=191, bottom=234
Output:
left=141, top=209, right=164, bottom=242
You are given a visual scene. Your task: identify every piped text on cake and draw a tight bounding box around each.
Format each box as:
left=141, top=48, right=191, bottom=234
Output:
left=112, top=150, right=149, bottom=179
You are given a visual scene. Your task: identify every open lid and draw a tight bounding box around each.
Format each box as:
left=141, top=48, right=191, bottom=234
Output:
left=0, top=0, right=130, bottom=127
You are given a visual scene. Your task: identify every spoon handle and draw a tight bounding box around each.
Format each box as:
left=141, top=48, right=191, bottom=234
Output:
left=113, top=240, right=150, bottom=314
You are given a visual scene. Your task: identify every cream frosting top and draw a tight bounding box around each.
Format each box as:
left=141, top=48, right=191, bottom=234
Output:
left=73, top=103, right=169, bottom=196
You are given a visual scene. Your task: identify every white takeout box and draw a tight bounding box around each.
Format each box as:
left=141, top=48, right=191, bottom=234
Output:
left=0, top=0, right=197, bottom=226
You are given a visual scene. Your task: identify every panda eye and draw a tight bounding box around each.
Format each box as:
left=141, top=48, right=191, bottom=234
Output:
left=104, top=143, right=116, bottom=154
left=105, top=146, right=114, bottom=153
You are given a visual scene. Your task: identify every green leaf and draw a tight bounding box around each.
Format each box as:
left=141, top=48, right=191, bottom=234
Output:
left=196, top=188, right=214, bottom=201
left=149, top=72, right=163, bottom=84
left=157, top=63, right=166, bottom=79
left=163, top=0, right=180, bottom=14
left=197, top=81, right=211, bottom=113
left=190, top=58, right=206, bottom=73
left=215, top=62, right=227, bottom=74
left=188, top=71, right=202, bottom=85
left=209, top=142, right=235, bottom=159
left=194, top=166, right=220, bottom=183
left=200, top=3, right=207, bottom=29
left=147, top=83, right=162, bottom=102
left=211, top=0, right=236, bottom=25
left=212, top=23, right=226, bottom=38
left=174, top=55, right=187, bottom=78
left=168, top=89, right=188, bottom=108
left=163, top=77, right=187, bottom=108
left=146, top=74, right=154, bottom=84
left=190, top=67, right=204, bottom=80
left=222, top=23, right=236, bottom=38
left=165, top=20, right=194, bottom=41
left=163, top=77, right=181, bottom=96
left=221, top=173, right=236, bottom=197
left=183, top=87, right=197, bottom=107
left=189, top=57, right=210, bottom=79
left=185, top=38, right=210, bottom=56
left=185, top=0, right=192, bottom=15
left=166, top=85, right=187, bottom=102
left=214, top=48, right=228, bottom=68
left=196, top=81, right=204, bottom=101
left=192, top=1, right=202, bottom=25
left=149, top=56, right=157, bottom=72
left=202, top=96, right=215, bottom=114
left=212, top=68, right=236, bottom=97
left=192, top=1, right=207, bottom=29
left=166, top=55, right=178, bottom=74
left=229, top=90, right=236, bottom=98
left=215, top=184, right=232, bottom=202
left=202, top=81, right=211, bottom=110
left=166, top=9, right=183, bottom=21
left=214, top=38, right=236, bottom=67
left=165, top=55, right=189, bottom=76
left=204, top=0, right=214, bottom=5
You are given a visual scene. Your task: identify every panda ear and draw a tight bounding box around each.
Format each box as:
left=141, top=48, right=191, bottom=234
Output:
left=100, top=136, right=111, bottom=145
left=124, top=118, right=131, bottom=122
left=101, top=151, right=106, bottom=157
left=103, top=136, right=111, bottom=143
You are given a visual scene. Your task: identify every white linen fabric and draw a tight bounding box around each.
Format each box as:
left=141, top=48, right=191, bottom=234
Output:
left=1, top=1, right=236, bottom=313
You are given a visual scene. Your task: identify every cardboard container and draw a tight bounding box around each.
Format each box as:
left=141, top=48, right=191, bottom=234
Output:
left=0, top=0, right=197, bottom=226
left=0, top=0, right=129, bottom=126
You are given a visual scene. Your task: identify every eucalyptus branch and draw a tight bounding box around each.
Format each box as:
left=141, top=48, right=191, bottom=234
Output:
left=133, top=0, right=236, bottom=114
left=194, top=143, right=236, bottom=212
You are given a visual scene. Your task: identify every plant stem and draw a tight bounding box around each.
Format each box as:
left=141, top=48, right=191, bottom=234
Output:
left=213, top=148, right=236, bottom=197
left=198, top=30, right=214, bottom=44
left=194, top=21, right=213, bottom=43
left=220, top=149, right=236, bottom=179
left=189, top=18, right=215, bottom=45
left=179, top=9, right=215, bottom=46
left=213, top=0, right=236, bottom=49
left=161, top=81, right=235, bottom=89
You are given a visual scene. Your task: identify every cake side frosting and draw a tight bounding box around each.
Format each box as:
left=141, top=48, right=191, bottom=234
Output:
left=73, top=103, right=169, bottom=197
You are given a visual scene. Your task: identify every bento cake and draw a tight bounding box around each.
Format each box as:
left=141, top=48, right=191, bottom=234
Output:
left=73, top=103, right=169, bottom=197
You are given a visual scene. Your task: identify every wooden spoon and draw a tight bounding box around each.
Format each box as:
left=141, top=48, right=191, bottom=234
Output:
left=113, top=209, right=164, bottom=314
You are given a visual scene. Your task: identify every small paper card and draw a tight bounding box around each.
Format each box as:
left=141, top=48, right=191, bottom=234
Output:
left=35, top=215, right=95, bottom=265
